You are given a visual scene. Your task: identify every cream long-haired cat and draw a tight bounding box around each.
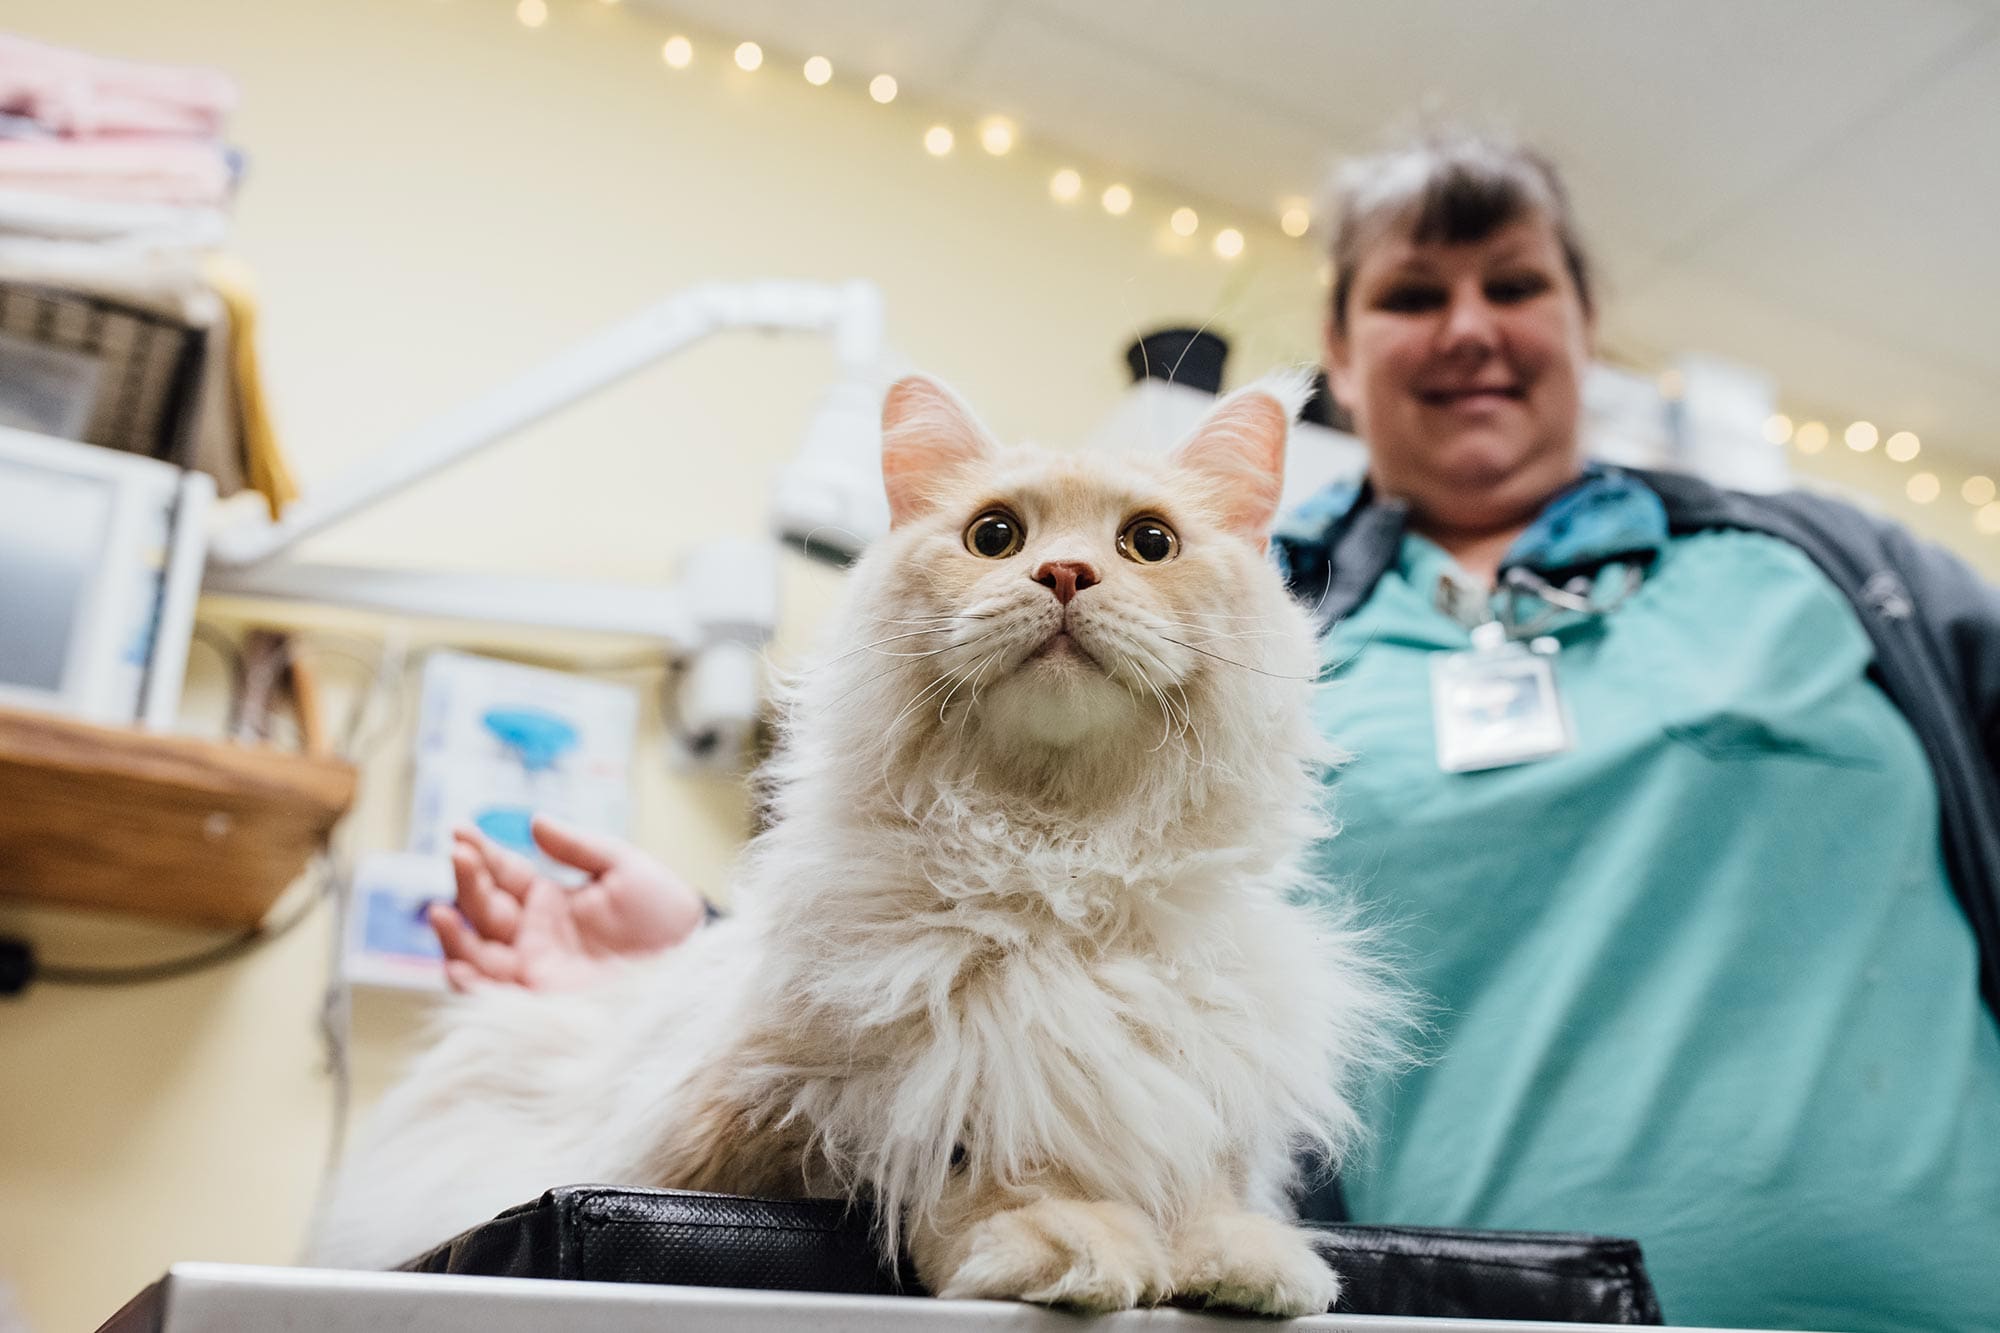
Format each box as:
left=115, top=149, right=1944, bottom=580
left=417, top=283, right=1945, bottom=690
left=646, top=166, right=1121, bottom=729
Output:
left=309, top=373, right=1398, bottom=1315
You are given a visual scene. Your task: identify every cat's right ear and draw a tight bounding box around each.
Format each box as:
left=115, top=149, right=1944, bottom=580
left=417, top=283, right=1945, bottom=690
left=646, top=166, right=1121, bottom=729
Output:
left=881, top=375, right=997, bottom=527
left=1169, top=370, right=1312, bottom=549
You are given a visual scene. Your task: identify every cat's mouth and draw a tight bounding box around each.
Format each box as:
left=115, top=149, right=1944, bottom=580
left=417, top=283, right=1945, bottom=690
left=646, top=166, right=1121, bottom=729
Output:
left=1026, top=628, right=1101, bottom=669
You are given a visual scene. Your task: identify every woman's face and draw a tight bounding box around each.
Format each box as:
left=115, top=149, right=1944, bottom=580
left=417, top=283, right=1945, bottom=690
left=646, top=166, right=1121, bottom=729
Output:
left=1325, top=213, right=1593, bottom=533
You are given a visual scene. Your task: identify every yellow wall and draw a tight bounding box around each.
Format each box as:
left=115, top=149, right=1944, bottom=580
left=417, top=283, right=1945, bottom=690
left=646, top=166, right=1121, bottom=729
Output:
left=0, top=2, right=1325, bottom=1329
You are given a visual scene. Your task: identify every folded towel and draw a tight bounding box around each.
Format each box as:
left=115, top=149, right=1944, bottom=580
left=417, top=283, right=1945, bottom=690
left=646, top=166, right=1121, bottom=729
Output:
left=0, top=32, right=236, bottom=138
left=0, top=187, right=227, bottom=246
left=0, top=136, right=235, bottom=207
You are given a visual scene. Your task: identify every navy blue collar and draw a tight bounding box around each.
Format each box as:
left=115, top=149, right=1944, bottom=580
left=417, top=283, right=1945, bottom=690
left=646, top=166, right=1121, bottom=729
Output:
left=1272, top=465, right=1669, bottom=616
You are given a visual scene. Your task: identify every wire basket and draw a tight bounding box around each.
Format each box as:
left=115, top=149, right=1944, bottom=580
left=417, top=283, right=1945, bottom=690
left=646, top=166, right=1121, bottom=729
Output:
left=0, top=282, right=207, bottom=462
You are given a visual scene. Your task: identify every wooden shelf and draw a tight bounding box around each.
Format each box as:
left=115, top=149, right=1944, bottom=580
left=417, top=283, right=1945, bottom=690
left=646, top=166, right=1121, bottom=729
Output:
left=0, top=705, right=356, bottom=928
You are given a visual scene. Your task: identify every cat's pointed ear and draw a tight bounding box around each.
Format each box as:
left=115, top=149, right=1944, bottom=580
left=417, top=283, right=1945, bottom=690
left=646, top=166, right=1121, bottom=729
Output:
left=1168, top=370, right=1310, bottom=548
left=880, top=374, right=999, bottom=527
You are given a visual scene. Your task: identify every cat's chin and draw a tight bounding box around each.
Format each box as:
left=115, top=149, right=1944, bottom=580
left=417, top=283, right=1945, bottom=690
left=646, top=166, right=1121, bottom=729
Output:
left=982, top=660, right=1143, bottom=749
left=1025, top=630, right=1091, bottom=664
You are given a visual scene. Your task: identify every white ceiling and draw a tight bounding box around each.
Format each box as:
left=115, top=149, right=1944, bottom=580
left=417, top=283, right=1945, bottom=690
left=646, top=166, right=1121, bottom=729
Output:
left=642, top=0, right=2000, bottom=463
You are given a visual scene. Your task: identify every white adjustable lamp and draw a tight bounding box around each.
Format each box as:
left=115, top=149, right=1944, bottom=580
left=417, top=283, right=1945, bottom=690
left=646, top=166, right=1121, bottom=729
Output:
left=203, top=278, right=894, bottom=769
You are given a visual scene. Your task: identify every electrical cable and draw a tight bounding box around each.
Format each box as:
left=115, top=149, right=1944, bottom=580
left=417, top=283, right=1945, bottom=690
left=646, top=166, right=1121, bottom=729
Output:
left=315, top=839, right=356, bottom=1187
left=309, top=635, right=409, bottom=1193
left=33, top=855, right=332, bottom=987
left=191, top=621, right=248, bottom=729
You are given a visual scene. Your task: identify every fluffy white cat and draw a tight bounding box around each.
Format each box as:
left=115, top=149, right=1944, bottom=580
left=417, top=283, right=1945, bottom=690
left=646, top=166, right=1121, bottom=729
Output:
left=308, top=373, right=1400, bottom=1315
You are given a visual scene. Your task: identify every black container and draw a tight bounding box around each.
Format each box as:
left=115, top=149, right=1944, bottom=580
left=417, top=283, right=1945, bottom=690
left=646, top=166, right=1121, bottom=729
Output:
left=1123, top=327, right=1229, bottom=394
left=1301, top=367, right=1354, bottom=432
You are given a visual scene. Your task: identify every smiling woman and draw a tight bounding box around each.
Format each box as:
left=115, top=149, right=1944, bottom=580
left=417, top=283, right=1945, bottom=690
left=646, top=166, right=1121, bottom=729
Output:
left=1278, top=130, right=2000, bottom=1333
left=1323, top=139, right=1596, bottom=582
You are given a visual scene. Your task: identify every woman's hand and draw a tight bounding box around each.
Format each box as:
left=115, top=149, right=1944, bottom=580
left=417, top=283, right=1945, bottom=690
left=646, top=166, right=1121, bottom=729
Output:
left=429, top=816, right=707, bottom=992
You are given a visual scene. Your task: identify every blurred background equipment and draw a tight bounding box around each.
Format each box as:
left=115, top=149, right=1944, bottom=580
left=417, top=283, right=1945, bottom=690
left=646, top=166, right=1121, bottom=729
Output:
left=0, top=424, right=210, bottom=727
left=201, top=278, right=890, bottom=772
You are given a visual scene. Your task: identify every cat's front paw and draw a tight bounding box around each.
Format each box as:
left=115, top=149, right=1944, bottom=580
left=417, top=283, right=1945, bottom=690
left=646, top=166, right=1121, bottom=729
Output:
left=936, top=1198, right=1172, bottom=1312
left=1172, top=1211, right=1341, bottom=1317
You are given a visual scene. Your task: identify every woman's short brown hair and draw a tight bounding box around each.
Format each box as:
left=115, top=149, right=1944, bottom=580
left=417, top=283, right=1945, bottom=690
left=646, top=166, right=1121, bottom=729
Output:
left=1324, top=133, right=1596, bottom=333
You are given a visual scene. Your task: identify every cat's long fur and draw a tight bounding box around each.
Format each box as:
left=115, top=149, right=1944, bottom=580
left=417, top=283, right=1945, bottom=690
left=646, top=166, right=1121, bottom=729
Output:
left=309, top=373, right=1400, bottom=1312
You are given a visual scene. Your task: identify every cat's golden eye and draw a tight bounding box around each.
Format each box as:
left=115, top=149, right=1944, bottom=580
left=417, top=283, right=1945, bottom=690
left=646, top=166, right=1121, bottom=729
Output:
left=1118, top=516, right=1179, bottom=564
left=964, top=509, right=1024, bottom=559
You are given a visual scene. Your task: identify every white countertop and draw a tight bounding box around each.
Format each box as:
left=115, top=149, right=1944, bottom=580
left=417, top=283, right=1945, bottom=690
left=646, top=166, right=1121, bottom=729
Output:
left=97, top=1262, right=1816, bottom=1333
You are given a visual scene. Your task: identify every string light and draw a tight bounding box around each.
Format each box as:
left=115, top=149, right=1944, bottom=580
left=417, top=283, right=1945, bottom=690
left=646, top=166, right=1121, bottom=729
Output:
left=477, top=11, right=1970, bottom=517
left=518, top=16, right=1381, bottom=275
left=979, top=118, right=1016, bottom=156
left=1978, top=502, right=2000, bottom=535
left=529, top=8, right=1324, bottom=280
left=507, top=11, right=1960, bottom=501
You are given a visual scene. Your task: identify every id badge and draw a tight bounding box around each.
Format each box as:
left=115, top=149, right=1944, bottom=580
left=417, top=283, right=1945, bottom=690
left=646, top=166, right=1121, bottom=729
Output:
left=1431, top=624, right=1573, bottom=773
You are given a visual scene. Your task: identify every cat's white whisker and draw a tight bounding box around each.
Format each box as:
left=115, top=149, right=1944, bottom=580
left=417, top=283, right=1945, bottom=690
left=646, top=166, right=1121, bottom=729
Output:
left=819, top=627, right=1007, bottom=712
left=1157, top=636, right=1317, bottom=681
left=963, top=649, right=1007, bottom=715
left=1152, top=615, right=1279, bottom=631
left=1151, top=672, right=1191, bottom=737
left=1164, top=312, right=1221, bottom=391
left=1167, top=679, right=1209, bottom=769
left=885, top=660, right=979, bottom=738
left=1128, top=665, right=1179, bottom=755
left=813, top=625, right=956, bottom=670
left=1148, top=620, right=1287, bottom=647
left=935, top=651, right=993, bottom=723
left=865, top=648, right=955, bottom=659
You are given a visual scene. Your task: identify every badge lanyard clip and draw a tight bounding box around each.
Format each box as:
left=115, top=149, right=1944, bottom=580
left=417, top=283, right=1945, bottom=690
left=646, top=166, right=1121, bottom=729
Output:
left=1428, top=564, right=1641, bottom=774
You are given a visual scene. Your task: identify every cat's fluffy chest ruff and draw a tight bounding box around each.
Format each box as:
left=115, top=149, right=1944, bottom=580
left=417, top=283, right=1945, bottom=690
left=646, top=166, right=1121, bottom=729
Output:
left=736, top=795, right=1343, bottom=1237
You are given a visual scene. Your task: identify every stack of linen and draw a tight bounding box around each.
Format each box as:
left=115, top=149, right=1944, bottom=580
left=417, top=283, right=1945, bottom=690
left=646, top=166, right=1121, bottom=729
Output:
left=0, top=32, right=240, bottom=264
left=0, top=31, right=293, bottom=509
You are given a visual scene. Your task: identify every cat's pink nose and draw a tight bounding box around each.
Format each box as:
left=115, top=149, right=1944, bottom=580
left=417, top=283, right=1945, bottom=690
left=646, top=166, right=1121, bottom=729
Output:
left=1033, top=560, right=1099, bottom=605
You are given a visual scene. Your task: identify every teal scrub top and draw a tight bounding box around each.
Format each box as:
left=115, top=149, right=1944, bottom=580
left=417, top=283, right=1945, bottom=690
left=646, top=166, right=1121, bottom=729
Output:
left=1302, top=487, right=2000, bottom=1331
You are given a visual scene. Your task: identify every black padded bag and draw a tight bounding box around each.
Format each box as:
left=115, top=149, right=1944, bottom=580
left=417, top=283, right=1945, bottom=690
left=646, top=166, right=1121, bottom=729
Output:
left=402, top=1186, right=1663, bottom=1323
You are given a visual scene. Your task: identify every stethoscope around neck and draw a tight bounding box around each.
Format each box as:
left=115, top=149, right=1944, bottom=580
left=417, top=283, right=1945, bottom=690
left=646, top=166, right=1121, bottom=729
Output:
left=1493, top=561, right=1647, bottom=641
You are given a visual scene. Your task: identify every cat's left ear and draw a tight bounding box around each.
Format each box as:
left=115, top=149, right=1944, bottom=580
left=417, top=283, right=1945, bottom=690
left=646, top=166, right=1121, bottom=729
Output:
left=1169, top=370, right=1310, bottom=549
left=881, top=374, right=1000, bottom=527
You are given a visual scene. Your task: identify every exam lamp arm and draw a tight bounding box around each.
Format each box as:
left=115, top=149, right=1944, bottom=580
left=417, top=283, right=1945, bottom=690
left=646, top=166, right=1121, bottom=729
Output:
left=205, top=278, right=887, bottom=569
